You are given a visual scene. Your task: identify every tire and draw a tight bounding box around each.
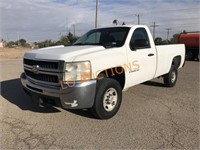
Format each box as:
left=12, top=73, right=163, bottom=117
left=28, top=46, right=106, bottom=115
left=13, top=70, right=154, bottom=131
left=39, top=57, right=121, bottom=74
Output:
left=91, top=78, right=122, bottom=119
left=163, top=65, right=178, bottom=87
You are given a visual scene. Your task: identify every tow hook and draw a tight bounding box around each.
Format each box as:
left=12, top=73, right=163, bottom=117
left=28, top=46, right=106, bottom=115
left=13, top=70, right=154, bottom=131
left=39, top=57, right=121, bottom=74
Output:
left=64, top=100, right=78, bottom=108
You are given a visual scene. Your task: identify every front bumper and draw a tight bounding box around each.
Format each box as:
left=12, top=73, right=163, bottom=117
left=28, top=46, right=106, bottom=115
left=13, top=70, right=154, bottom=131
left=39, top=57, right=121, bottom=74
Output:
left=21, top=73, right=96, bottom=109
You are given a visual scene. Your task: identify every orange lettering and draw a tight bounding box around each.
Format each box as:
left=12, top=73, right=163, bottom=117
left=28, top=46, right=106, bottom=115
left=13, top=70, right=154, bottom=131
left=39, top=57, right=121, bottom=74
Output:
left=132, top=61, right=140, bottom=71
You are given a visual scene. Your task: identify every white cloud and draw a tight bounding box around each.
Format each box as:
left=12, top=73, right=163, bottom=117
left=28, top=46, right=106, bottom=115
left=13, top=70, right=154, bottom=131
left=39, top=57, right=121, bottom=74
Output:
left=0, top=0, right=199, bottom=42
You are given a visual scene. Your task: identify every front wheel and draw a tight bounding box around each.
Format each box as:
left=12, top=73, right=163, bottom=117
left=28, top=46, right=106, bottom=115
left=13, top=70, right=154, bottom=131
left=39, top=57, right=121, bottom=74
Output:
left=163, top=65, right=178, bottom=87
left=91, top=78, right=122, bottom=119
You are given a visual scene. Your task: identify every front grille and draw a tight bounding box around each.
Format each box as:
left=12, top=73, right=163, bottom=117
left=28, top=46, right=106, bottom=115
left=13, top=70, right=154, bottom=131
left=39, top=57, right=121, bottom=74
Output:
left=25, top=70, right=59, bottom=83
left=24, top=58, right=59, bottom=70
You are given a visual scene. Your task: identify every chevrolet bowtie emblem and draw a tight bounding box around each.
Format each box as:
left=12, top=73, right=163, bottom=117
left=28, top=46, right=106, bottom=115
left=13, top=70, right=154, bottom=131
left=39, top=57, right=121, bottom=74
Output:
left=32, top=65, right=40, bottom=74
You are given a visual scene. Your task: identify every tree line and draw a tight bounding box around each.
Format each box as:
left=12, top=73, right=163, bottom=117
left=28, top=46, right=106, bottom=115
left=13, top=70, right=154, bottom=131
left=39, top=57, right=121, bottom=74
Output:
left=35, top=32, right=79, bottom=48
left=154, top=34, right=179, bottom=45
left=5, top=32, right=79, bottom=48
left=4, top=31, right=181, bottom=49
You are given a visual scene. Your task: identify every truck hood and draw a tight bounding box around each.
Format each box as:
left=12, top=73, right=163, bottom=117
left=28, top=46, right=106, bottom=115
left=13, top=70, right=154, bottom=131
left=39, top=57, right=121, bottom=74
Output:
left=24, top=45, right=106, bottom=61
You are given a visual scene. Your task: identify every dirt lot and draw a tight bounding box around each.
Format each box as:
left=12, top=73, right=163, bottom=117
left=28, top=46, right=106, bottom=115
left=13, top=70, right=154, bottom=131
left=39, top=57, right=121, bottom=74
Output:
left=0, top=58, right=199, bottom=149
left=0, top=48, right=31, bottom=59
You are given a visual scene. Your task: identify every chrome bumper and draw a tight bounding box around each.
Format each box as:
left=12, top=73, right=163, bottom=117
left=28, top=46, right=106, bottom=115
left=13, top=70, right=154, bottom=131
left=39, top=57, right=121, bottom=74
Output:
left=21, top=73, right=96, bottom=109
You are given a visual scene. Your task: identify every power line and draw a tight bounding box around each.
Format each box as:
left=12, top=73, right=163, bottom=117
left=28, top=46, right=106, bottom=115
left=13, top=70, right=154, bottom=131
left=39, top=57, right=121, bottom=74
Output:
left=117, top=7, right=198, bottom=19
left=150, top=22, right=159, bottom=40
left=158, top=17, right=199, bottom=22
left=145, top=7, right=199, bottom=14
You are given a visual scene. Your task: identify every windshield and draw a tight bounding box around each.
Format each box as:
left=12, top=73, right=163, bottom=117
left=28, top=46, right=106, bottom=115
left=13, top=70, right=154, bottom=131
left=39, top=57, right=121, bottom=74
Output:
left=74, top=27, right=130, bottom=48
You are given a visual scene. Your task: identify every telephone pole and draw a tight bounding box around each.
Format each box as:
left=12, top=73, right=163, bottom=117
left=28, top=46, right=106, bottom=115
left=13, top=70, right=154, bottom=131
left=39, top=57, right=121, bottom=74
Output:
left=66, top=17, right=69, bottom=33
left=135, top=14, right=140, bottom=25
left=166, top=28, right=172, bottom=43
left=73, top=24, right=76, bottom=36
left=17, top=32, right=20, bottom=46
left=150, top=22, right=159, bottom=40
left=95, top=0, right=98, bottom=28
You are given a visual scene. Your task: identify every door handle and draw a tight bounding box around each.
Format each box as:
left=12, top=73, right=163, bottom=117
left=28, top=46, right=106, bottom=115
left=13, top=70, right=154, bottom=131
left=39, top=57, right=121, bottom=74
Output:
left=148, top=53, right=154, bottom=57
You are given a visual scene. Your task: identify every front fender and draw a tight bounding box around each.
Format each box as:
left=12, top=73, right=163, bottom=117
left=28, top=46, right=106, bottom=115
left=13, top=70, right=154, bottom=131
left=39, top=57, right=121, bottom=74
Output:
left=74, top=47, right=127, bottom=79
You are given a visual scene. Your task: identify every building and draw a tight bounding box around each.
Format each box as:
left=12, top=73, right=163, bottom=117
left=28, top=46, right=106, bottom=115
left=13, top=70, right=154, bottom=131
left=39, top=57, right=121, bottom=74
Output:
left=0, top=42, right=4, bottom=48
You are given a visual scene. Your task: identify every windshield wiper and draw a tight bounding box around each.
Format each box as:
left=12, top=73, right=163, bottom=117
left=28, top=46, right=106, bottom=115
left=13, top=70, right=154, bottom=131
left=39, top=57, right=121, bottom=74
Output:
left=74, top=43, right=101, bottom=46
left=73, top=43, right=85, bottom=45
left=103, top=42, right=117, bottom=48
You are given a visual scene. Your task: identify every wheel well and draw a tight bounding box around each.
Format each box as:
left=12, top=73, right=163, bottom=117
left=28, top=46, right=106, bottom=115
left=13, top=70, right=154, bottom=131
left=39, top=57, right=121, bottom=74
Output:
left=97, top=67, right=125, bottom=90
left=172, top=56, right=181, bottom=69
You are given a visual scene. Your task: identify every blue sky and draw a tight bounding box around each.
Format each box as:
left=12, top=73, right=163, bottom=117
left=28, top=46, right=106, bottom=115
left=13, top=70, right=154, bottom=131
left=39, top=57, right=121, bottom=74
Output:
left=0, top=0, right=199, bottom=42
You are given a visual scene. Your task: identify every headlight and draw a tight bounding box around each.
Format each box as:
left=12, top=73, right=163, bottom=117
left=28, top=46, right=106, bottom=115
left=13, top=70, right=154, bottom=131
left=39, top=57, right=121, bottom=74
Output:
left=63, top=61, right=91, bottom=82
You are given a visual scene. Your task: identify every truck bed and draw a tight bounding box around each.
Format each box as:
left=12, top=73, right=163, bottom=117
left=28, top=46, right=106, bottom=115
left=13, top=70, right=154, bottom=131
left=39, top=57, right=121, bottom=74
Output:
left=155, top=44, right=185, bottom=77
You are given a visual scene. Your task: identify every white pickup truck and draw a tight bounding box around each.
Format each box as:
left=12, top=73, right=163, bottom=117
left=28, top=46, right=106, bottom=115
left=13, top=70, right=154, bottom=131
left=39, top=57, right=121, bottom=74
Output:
left=21, top=25, right=185, bottom=119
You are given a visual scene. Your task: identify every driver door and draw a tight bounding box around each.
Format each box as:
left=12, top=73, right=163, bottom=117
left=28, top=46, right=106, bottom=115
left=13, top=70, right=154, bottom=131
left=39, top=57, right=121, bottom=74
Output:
left=126, top=27, right=156, bottom=87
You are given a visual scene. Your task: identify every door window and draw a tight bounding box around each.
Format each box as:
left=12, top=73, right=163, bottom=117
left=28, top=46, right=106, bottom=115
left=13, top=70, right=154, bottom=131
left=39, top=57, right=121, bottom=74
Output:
left=130, top=28, right=151, bottom=50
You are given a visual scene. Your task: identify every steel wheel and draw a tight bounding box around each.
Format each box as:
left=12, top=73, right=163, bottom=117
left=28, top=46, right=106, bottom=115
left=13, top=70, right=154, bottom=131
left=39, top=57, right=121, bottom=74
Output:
left=171, top=71, right=176, bottom=83
left=103, top=88, right=118, bottom=112
left=90, top=78, right=122, bottom=119
left=164, top=65, right=178, bottom=87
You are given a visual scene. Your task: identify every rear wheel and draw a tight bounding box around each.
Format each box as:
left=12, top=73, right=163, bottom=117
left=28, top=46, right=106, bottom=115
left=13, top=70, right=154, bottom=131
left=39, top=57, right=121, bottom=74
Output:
left=91, top=78, right=122, bottom=119
left=163, top=65, right=178, bottom=87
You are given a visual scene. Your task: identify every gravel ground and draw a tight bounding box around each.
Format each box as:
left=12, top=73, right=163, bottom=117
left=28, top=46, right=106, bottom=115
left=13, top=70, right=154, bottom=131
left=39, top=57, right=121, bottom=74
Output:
left=0, top=48, right=31, bottom=59
left=0, top=59, right=199, bottom=150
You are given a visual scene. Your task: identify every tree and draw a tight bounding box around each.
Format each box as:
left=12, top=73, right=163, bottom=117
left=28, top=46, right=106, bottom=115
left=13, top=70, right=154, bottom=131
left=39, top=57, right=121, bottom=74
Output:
left=182, top=30, right=187, bottom=34
left=36, top=40, right=55, bottom=48
left=154, top=37, right=167, bottom=45
left=67, top=32, right=79, bottom=45
left=154, top=37, right=163, bottom=45
left=170, top=34, right=180, bottom=44
left=34, top=32, right=79, bottom=48
left=19, top=39, right=26, bottom=47
left=56, top=35, right=70, bottom=46
left=7, top=41, right=15, bottom=48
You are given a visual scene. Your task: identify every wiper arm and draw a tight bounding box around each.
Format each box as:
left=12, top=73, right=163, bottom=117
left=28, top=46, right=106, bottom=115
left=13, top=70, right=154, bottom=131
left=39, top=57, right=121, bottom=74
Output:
left=73, top=43, right=84, bottom=45
left=103, top=42, right=117, bottom=48
left=74, top=43, right=101, bottom=46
